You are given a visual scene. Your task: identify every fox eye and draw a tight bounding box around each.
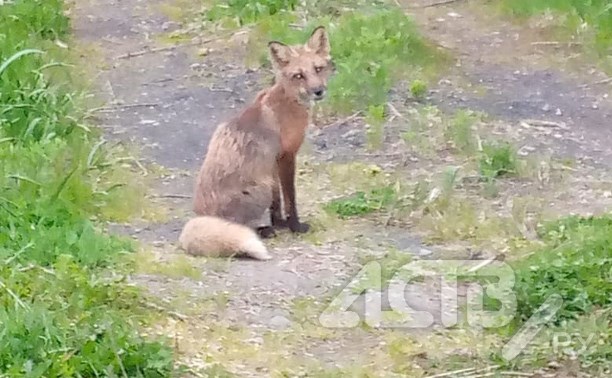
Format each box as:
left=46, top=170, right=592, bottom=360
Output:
left=314, top=66, right=324, bottom=73
left=293, top=73, right=304, bottom=80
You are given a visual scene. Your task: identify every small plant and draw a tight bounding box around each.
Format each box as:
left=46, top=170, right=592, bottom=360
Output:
left=365, top=104, right=386, bottom=150
left=479, top=141, right=518, bottom=178
left=409, top=79, right=428, bottom=100
left=325, top=186, right=396, bottom=218
left=445, top=109, right=479, bottom=155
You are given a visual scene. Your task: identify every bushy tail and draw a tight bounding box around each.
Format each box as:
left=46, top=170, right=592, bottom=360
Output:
left=178, top=216, right=271, bottom=260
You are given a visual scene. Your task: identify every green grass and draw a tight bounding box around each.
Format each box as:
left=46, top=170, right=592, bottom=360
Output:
left=445, top=109, right=480, bottom=156
left=365, top=104, right=386, bottom=150
left=409, top=79, right=428, bottom=100
left=204, top=0, right=298, bottom=26
left=479, top=141, right=518, bottom=179
left=513, top=214, right=612, bottom=324
left=0, top=1, right=175, bottom=375
left=498, top=0, right=612, bottom=58
left=481, top=214, right=612, bottom=373
left=203, top=1, right=448, bottom=115
left=324, top=186, right=397, bottom=218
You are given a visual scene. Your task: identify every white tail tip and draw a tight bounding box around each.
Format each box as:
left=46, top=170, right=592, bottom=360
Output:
left=241, top=236, right=272, bottom=260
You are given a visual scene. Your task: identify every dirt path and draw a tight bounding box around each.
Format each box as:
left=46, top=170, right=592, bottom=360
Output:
left=404, top=0, right=612, bottom=167
left=72, top=0, right=611, bottom=376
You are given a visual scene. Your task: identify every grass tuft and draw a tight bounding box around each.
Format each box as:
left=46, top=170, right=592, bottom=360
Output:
left=513, top=214, right=612, bottom=324
left=325, top=186, right=397, bottom=218
left=479, top=141, right=518, bottom=179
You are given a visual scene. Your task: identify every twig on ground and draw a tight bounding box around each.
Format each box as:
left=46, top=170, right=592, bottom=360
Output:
left=420, top=0, right=466, bottom=8
left=143, top=302, right=188, bottom=321
left=208, top=85, right=235, bottom=93
left=531, top=41, right=582, bottom=47
left=115, top=29, right=244, bottom=59
left=467, top=253, right=506, bottom=273
left=320, top=111, right=362, bottom=129
left=463, top=373, right=497, bottom=378
left=520, top=119, right=569, bottom=130
left=154, top=194, right=192, bottom=199
left=116, top=38, right=213, bottom=59
left=91, top=102, right=161, bottom=113
left=427, top=366, right=500, bottom=378
left=426, top=367, right=478, bottom=378
left=387, top=102, right=404, bottom=119
left=581, top=77, right=612, bottom=88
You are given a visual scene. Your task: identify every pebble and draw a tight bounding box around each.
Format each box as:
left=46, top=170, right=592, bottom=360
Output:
left=269, top=315, right=292, bottom=330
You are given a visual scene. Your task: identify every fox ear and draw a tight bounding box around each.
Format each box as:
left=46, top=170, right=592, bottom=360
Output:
left=305, top=26, right=330, bottom=57
left=268, top=41, right=294, bottom=69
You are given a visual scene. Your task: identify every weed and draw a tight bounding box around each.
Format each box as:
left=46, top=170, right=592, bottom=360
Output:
left=204, top=0, right=298, bottom=27
left=409, top=79, right=428, bottom=100
left=325, top=186, right=397, bottom=218
left=445, top=109, right=480, bottom=156
left=401, top=105, right=444, bottom=157
left=512, top=214, right=612, bottom=324
left=365, top=104, right=386, bottom=150
left=479, top=141, right=518, bottom=178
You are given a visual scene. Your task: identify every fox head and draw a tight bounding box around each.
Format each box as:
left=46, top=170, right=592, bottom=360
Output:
left=268, top=26, right=334, bottom=105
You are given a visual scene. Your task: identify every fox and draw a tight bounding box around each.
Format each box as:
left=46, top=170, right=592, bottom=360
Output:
left=178, top=26, right=334, bottom=260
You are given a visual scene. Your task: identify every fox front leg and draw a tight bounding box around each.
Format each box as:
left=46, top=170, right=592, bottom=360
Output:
left=278, top=152, right=310, bottom=233
left=270, top=167, right=287, bottom=228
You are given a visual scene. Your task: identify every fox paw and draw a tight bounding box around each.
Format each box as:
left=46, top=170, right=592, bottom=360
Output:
left=256, top=226, right=276, bottom=239
left=288, top=218, right=310, bottom=234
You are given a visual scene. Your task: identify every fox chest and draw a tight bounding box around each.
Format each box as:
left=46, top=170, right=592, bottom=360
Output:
left=280, top=118, right=308, bottom=155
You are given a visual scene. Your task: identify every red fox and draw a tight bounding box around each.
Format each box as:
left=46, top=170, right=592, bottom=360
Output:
left=179, top=26, right=334, bottom=260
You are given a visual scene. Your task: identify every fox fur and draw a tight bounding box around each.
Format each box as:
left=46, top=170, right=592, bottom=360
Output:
left=178, top=26, right=334, bottom=260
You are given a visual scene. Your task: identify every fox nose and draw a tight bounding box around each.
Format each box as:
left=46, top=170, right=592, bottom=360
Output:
left=312, top=87, right=326, bottom=99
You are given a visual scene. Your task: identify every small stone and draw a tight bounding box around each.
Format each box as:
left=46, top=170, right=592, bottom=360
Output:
left=161, top=21, right=178, bottom=31
left=542, top=103, right=551, bottom=112
left=555, top=108, right=563, bottom=116
left=342, top=129, right=360, bottom=139
left=418, top=248, right=433, bottom=257
left=269, top=315, right=291, bottom=330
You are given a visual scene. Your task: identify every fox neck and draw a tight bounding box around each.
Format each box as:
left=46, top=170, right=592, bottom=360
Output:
left=264, top=83, right=311, bottom=117
left=261, top=82, right=311, bottom=142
